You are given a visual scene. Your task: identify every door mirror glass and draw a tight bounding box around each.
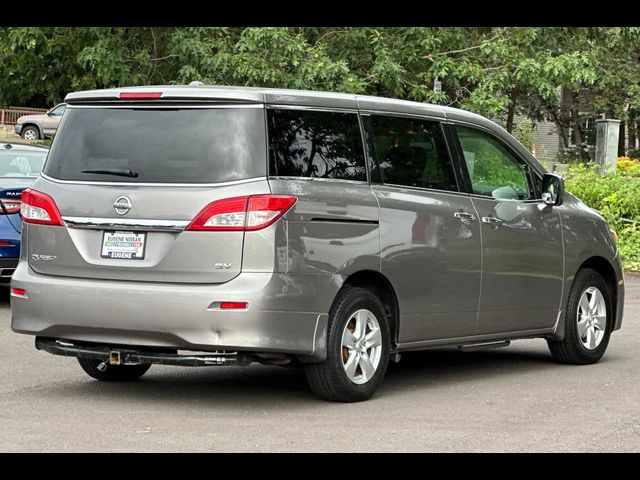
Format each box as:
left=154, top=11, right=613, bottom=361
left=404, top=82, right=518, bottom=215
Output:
left=541, top=173, right=564, bottom=206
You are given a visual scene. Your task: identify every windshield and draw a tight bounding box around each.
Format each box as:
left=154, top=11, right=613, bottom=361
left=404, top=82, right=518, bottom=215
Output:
left=0, top=149, right=47, bottom=178
left=44, top=106, right=266, bottom=183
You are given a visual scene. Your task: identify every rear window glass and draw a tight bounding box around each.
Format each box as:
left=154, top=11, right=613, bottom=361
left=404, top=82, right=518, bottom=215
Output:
left=0, top=149, right=47, bottom=178
left=268, top=109, right=366, bottom=181
left=44, top=107, right=266, bottom=183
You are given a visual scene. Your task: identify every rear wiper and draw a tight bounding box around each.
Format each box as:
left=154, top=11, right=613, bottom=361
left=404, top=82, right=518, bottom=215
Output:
left=81, top=168, right=139, bottom=178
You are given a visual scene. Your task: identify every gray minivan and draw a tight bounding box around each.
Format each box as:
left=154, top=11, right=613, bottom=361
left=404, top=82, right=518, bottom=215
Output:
left=11, top=86, right=625, bottom=402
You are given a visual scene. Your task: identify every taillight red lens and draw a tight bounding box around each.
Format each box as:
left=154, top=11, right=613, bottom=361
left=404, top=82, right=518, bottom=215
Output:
left=186, top=195, right=297, bottom=232
left=20, top=189, right=64, bottom=226
left=219, top=302, right=248, bottom=310
left=10, top=288, right=26, bottom=297
left=119, top=92, right=163, bottom=99
left=0, top=199, right=21, bottom=214
left=187, top=196, right=250, bottom=231
left=245, top=195, right=298, bottom=231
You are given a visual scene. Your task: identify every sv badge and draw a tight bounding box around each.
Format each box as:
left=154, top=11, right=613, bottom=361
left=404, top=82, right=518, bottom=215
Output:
left=32, top=254, right=57, bottom=262
left=214, top=263, right=232, bottom=270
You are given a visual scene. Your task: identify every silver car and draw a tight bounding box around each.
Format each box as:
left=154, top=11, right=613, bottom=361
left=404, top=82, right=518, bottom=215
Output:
left=10, top=86, right=625, bottom=402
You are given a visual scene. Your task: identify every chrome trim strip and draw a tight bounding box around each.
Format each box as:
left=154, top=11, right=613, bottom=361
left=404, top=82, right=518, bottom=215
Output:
left=372, top=183, right=470, bottom=199
left=267, top=104, right=358, bottom=113
left=63, top=216, right=189, bottom=232
left=268, top=175, right=367, bottom=186
left=67, top=104, right=264, bottom=109
left=41, top=173, right=268, bottom=188
left=357, top=109, right=445, bottom=122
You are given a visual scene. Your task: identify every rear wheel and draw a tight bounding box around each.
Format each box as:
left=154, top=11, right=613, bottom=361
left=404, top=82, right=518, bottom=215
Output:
left=547, top=268, right=613, bottom=364
left=305, top=287, right=390, bottom=402
left=21, top=126, right=39, bottom=141
left=77, top=358, right=151, bottom=382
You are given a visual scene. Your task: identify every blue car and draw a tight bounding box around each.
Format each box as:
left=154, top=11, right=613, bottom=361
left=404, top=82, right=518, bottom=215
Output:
left=0, top=143, right=48, bottom=283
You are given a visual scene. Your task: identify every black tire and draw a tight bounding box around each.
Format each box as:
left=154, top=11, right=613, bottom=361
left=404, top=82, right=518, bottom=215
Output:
left=20, top=126, right=40, bottom=140
left=77, top=358, right=151, bottom=382
left=547, top=268, right=613, bottom=364
left=304, top=287, right=391, bottom=402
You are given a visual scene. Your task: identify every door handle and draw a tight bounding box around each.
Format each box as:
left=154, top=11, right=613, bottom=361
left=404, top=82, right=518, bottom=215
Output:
left=454, top=211, right=476, bottom=222
left=482, top=216, right=503, bottom=226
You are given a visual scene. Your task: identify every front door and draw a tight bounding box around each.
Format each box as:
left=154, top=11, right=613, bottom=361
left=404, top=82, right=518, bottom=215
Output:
left=366, top=114, right=482, bottom=343
left=455, top=125, right=564, bottom=334
left=42, top=104, right=66, bottom=135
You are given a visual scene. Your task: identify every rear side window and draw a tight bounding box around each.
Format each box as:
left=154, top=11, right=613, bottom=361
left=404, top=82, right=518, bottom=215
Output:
left=0, top=149, right=47, bottom=178
left=369, top=115, right=458, bottom=192
left=268, top=109, right=366, bottom=181
left=44, top=107, right=266, bottom=183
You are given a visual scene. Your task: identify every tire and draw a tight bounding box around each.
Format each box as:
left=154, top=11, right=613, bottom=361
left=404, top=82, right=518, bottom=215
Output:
left=20, top=126, right=40, bottom=141
left=304, top=287, right=391, bottom=402
left=77, top=358, right=151, bottom=382
left=547, top=268, right=613, bottom=364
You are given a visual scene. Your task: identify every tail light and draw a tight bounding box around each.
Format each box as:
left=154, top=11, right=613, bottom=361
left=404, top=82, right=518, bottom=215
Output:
left=20, top=189, right=64, bottom=226
left=186, top=195, right=297, bottom=232
left=0, top=199, right=21, bottom=214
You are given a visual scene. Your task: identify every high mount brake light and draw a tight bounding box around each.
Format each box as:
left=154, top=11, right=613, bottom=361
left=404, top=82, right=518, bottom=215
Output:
left=119, top=92, right=163, bottom=99
left=20, top=189, right=64, bottom=226
left=186, top=195, right=297, bottom=232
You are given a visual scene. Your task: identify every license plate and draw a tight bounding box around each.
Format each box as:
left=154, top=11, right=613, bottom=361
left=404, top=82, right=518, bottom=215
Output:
left=101, top=231, right=146, bottom=260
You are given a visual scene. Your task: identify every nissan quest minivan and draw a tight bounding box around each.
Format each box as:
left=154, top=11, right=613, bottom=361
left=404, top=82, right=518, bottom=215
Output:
left=11, top=85, right=625, bottom=402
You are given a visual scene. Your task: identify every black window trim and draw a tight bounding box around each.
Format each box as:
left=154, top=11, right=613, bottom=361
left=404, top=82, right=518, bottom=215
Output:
left=265, top=104, right=370, bottom=184
left=448, top=121, right=543, bottom=203
left=360, top=110, right=463, bottom=195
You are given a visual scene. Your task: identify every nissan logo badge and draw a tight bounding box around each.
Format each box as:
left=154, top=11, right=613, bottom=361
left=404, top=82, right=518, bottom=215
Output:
left=113, top=196, right=132, bottom=215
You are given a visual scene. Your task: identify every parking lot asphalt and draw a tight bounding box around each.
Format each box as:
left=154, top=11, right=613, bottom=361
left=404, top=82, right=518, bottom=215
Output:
left=1, top=274, right=639, bottom=452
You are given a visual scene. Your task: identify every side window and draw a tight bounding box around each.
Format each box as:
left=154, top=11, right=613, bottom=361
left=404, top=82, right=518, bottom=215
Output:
left=457, top=126, right=532, bottom=200
left=369, top=115, right=458, bottom=192
left=51, top=105, right=66, bottom=116
left=268, top=109, right=366, bottom=181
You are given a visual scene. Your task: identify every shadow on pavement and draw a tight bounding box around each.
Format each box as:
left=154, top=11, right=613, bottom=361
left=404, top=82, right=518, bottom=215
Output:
left=40, top=345, right=568, bottom=408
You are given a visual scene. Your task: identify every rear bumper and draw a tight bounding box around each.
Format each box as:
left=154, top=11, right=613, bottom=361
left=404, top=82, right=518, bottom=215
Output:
left=14, top=124, right=22, bottom=135
left=11, top=262, right=337, bottom=360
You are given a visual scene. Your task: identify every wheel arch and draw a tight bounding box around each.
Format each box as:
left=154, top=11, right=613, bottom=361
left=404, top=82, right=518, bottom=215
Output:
left=577, top=256, right=618, bottom=320
left=341, top=270, right=400, bottom=349
left=551, top=255, right=619, bottom=341
left=21, top=123, right=43, bottom=139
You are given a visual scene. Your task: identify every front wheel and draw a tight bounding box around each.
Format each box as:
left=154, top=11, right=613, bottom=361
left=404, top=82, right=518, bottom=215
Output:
left=20, top=126, right=40, bottom=141
left=304, top=287, right=391, bottom=402
left=78, top=358, right=151, bottom=382
left=547, top=268, right=613, bottom=364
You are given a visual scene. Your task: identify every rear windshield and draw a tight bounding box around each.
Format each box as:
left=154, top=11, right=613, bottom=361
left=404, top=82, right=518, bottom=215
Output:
left=0, top=149, right=47, bottom=178
left=44, top=107, right=266, bottom=183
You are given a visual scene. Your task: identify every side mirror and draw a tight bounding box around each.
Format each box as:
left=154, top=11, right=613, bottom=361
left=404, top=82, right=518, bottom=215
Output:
left=541, top=173, right=564, bottom=206
left=46, top=110, right=54, bottom=116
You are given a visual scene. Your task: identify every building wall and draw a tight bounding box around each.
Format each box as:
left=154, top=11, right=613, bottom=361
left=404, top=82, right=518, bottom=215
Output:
left=512, top=115, right=561, bottom=161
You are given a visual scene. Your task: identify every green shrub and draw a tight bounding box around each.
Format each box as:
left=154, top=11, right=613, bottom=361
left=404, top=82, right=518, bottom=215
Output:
left=513, top=118, right=535, bottom=151
left=565, top=160, right=640, bottom=271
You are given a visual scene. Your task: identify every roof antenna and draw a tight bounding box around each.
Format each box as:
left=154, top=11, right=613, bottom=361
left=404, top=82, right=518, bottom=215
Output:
left=189, top=81, right=204, bottom=86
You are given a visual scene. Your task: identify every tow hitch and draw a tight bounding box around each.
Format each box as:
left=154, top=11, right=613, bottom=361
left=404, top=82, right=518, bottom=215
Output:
left=35, top=337, right=254, bottom=367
